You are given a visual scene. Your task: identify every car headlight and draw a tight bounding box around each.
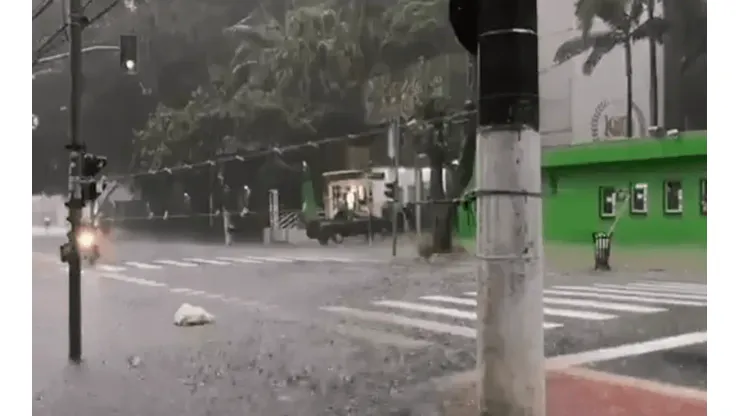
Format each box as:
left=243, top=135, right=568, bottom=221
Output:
left=77, top=231, right=95, bottom=249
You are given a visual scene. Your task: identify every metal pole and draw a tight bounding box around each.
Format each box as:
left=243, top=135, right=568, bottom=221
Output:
left=391, top=118, right=400, bottom=257
left=66, top=0, right=84, bottom=363
left=476, top=1, right=544, bottom=415
left=219, top=166, right=232, bottom=246
left=414, top=156, right=423, bottom=240
left=365, top=166, right=373, bottom=246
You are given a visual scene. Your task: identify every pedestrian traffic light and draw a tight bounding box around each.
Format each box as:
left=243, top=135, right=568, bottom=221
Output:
left=80, top=153, right=107, bottom=203
left=119, top=34, right=138, bottom=74
left=384, top=182, right=398, bottom=200
left=449, top=0, right=478, bottom=55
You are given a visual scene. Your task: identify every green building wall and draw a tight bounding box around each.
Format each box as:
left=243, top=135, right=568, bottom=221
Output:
left=456, top=132, right=707, bottom=247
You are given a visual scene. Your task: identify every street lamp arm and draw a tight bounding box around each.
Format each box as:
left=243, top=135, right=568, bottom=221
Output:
left=35, top=45, right=121, bottom=65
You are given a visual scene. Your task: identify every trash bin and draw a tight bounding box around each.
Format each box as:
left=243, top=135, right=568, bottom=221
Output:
left=592, top=232, right=613, bottom=271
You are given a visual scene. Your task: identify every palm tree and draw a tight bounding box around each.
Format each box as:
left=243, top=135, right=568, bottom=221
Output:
left=554, top=0, right=668, bottom=137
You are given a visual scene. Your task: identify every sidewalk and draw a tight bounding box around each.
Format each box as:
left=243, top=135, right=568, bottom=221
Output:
left=439, top=367, right=707, bottom=416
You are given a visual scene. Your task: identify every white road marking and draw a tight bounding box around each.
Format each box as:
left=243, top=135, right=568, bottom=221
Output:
left=321, top=306, right=477, bottom=338
left=641, top=280, right=707, bottom=289
left=565, top=285, right=707, bottom=300
left=96, top=264, right=127, bottom=272
left=125, top=261, right=162, bottom=270
left=420, top=296, right=617, bottom=321
left=333, top=324, right=433, bottom=349
left=627, top=283, right=706, bottom=294
left=543, top=297, right=667, bottom=313
left=203, top=293, right=225, bottom=300
left=215, top=257, right=263, bottom=264
left=456, top=293, right=665, bottom=313
left=242, top=256, right=294, bottom=263
left=153, top=259, right=198, bottom=267
left=597, top=284, right=707, bottom=297
left=548, top=331, right=708, bottom=369
left=317, top=257, right=355, bottom=263
left=544, top=289, right=706, bottom=307
left=375, top=300, right=563, bottom=328
left=183, top=258, right=231, bottom=266
left=131, top=278, right=166, bottom=287
left=170, top=287, right=193, bottom=294
left=99, top=273, right=165, bottom=287
left=185, top=289, right=206, bottom=296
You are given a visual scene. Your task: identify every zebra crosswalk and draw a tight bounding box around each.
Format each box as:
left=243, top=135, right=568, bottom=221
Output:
left=321, top=280, right=707, bottom=347
left=62, top=254, right=383, bottom=274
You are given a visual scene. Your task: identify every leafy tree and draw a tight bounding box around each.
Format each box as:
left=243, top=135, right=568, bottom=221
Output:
left=404, top=80, right=475, bottom=253
left=553, top=0, right=668, bottom=137
left=134, top=0, right=465, bottom=212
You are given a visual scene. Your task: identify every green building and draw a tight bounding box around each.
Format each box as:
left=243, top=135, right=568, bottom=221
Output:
left=457, top=132, right=707, bottom=247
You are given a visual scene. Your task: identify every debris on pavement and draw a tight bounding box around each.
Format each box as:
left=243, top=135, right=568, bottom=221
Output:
left=174, top=303, right=215, bottom=326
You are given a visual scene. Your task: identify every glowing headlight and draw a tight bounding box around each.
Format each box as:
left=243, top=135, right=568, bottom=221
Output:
left=77, top=231, right=95, bottom=249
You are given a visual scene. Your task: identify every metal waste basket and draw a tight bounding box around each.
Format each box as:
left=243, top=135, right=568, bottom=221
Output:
left=592, top=232, right=613, bottom=271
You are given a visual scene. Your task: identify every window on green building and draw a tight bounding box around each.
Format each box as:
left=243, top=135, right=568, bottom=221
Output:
left=700, top=179, right=707, bottom=215
left=630, top=183, right=648, bottom=215
left=663, top=180, right=683, bottom=214
left=599, top=186, right=617, bottom=218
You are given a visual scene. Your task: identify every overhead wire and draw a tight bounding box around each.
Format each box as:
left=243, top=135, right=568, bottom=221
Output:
left=107, top=108, right=477, bottom=181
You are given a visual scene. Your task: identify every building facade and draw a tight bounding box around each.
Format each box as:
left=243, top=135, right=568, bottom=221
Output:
left=538, top=0, right=665, bottom=147
left=457, top=132, right=707, bottom=247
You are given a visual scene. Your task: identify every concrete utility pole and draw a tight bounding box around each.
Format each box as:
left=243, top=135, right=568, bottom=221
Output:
left=389, top=117, right=401, bottom=256
left=66, top=0, right=85, bottom=363
left=475, top=1, right=545, bottom=415
left=414, top=154, right=423, bottom=239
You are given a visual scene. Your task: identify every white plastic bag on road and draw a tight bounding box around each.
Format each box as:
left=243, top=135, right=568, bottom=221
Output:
left=173, top=303, right=215, bottom=326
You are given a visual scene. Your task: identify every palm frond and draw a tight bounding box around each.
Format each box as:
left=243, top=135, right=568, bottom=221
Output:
left=582, top=33, right=620, bottom=74
left=630, top=16, right=669, bottom=43
left=553, top=30, right=615, bottom=64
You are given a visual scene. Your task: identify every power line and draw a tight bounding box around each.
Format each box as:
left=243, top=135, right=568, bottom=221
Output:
left=32, top=0, right=122, bottom=67
left=33, top=0, right=56, bottom=21
left=108, top=109, right=477, bottom=181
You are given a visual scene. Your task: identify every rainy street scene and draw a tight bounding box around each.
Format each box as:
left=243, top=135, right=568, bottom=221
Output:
left=32, top=0, right=707, bottom=415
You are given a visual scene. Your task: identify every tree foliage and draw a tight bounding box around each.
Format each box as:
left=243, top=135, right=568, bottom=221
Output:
left=553, top=0, right=669, bottom=75
left=133, top=0, right=461, bottom=171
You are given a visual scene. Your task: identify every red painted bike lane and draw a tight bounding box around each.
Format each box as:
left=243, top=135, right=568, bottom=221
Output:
left=441, top=367, right=707, bottom=416
left=547, top=368, right=706, bottom=416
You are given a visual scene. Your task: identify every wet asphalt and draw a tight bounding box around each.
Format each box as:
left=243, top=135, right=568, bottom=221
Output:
left=32, top=235, right=707, bottom=415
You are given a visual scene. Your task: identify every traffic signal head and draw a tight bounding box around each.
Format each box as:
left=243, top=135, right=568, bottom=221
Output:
left=119, top=34, right=138, bottom=74
left=81, top=153, right=107, bottom=178
left=449, top=0, right=478, bottom=56
left=384, top=182, right=398, bottom=200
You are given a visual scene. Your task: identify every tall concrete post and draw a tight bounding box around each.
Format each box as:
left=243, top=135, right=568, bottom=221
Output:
left=268, top=189, right=280, bottom=243
left=475, top=1, right=545, bottom=415
left=414, top=156, right=423, bottom=239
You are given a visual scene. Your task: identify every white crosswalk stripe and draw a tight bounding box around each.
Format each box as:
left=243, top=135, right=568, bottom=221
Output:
left=625, top=282, right=706, bottom=295
left=321, top=280, right=707, bottom=347
left=241, top=256, right=295, bottom=263
left=153, top=259, right=198, bottom=267
left=374, top=300, right=564, bottom=328
left=543, top=289, right=706, bottom=307
left=561, top=285, right=707, bottom=300
left=124, top=261, right=162, bottom=270
left=183, top=258, right=231, bottom=266
left=215, top=257, right=263, bottom=264
left=95, top=264, right=127, bottom=272
left=321, top=306, right=477, bottom=338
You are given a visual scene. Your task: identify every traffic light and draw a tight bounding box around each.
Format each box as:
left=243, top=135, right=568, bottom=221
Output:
left=119, top=34, right=138, bottom=74
left=384, top=181, right=398, bottom=200
left=80, top=153, right=107, bottom=203
left=449, top=0, right=478, bottom=55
